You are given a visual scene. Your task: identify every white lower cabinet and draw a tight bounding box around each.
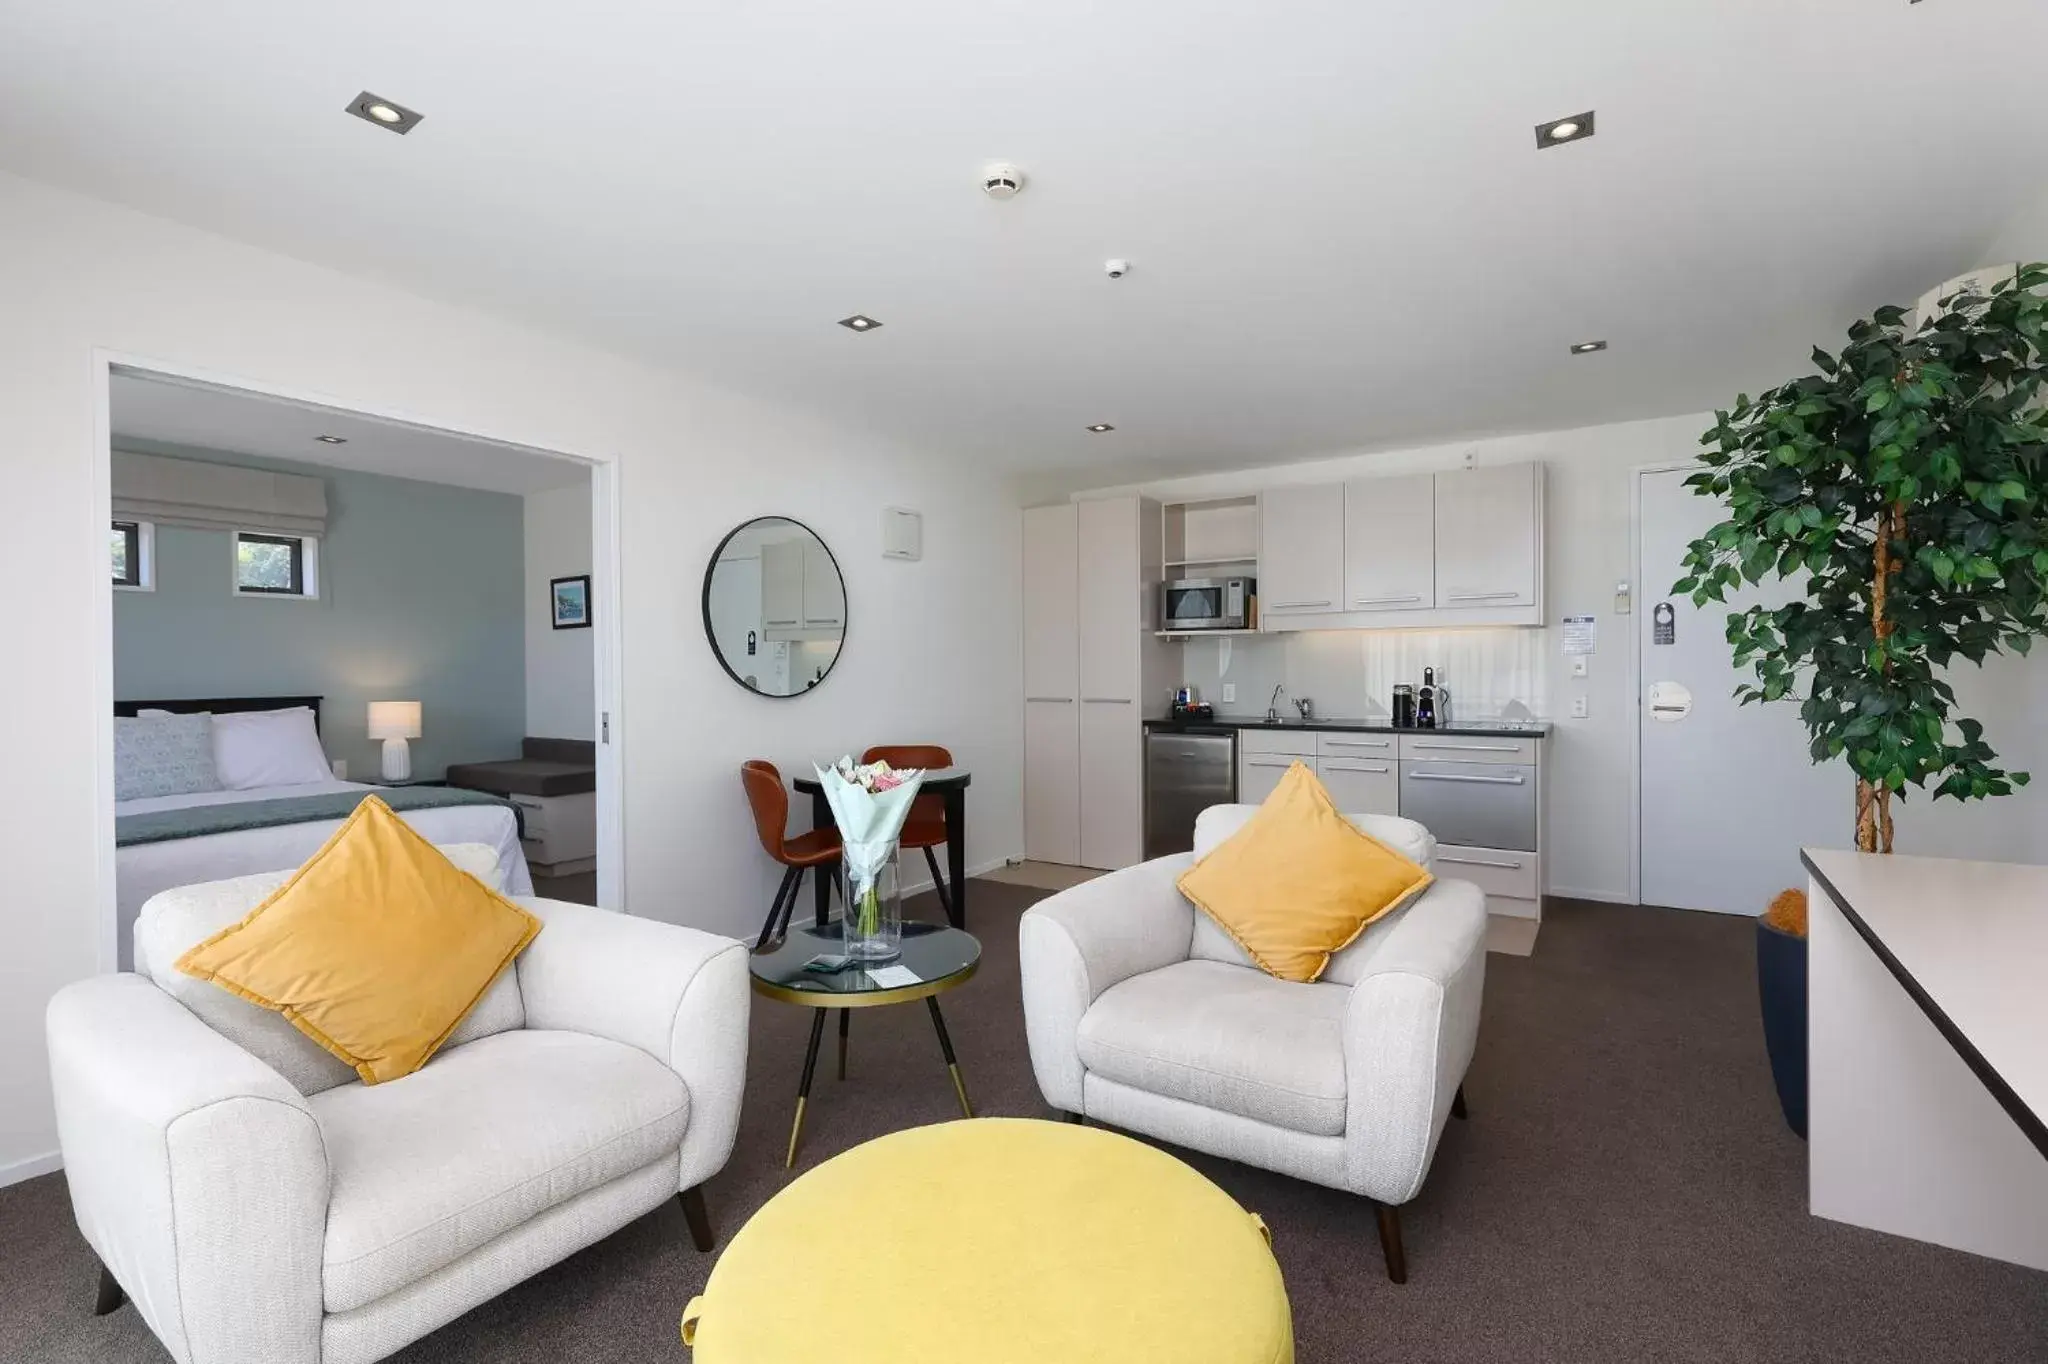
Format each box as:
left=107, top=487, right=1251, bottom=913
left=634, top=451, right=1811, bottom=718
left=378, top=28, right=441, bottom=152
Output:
left=1024, top=699, right=1080, bottom=864
left=1315, top=757, right=1398, bottom=817
left=1080, top=699, right=1143, bottom=869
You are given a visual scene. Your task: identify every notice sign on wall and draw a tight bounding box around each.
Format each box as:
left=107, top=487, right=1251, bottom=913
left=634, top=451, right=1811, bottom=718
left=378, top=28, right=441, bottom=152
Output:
left=1561, top=615, right=1597, bottom=655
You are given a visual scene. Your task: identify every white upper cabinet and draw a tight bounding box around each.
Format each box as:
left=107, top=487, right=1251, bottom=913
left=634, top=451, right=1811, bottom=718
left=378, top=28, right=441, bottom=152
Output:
left=1258, top=483, right=1344, bottom=620
left=1022, top=503, right=1080, bottom=700
left=1077, top=497, right=1141, bottom=702
left=1342, top=473, right=1434, bottom=613
left=760, top=538, right=805, bottom=630
left=1433, top=463, right=1541, bottom=612
left=801, top=541, right=845, bottom=629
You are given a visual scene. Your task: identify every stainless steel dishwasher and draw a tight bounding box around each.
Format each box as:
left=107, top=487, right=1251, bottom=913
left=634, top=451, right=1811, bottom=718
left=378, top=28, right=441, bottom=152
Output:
left=1144, top=726, right=1237, bottom=858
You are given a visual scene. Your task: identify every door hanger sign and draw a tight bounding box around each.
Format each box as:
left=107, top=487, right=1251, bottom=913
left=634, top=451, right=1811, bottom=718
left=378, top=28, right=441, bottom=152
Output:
left=1652, top=602, right=1676, bottom=646
left=746, top=629, right=757, bottom=657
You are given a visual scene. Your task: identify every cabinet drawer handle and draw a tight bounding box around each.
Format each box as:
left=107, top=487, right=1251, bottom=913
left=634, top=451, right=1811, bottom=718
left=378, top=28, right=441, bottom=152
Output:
left=1446, top=591, right=1522, bottom=602
left=1322, top=738, right=1390, bottom=748
left=1082, top=697, right=1132, bottom=704
left=1409, top=741, right=1522, bottom=752
left=807, top=617, right=842, bottom=625
left=1408, top=771, right=1526, bottom=785
left=1439, top=854, right=1525, bottom=870
left=1322, top=762, right=1390, bottom=773
left=765, top=617, right=800, bottom=626
left=1026, top=696, right=1074, bottom=703
left=1351, top=594, right=1422, bottom=605
left=1268, top=599, right=1333, bottom=610
left=1245, top=757, right=1298, bottom=767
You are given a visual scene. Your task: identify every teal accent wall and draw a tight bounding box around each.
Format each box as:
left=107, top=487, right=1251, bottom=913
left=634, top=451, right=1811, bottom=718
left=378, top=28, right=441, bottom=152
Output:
left=113, top=450, right=526, bottom=779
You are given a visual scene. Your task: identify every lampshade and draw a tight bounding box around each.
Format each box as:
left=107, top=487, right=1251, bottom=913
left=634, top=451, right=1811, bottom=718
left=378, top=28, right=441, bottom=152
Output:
left=366, top=700, right=422, bottom=741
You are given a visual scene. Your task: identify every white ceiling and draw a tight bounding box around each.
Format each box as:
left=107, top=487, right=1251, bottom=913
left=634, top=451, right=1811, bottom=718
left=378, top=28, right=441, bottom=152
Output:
left=9, top=1, right=2048, bottom=484
left=110, top=372, right=590, bottom=495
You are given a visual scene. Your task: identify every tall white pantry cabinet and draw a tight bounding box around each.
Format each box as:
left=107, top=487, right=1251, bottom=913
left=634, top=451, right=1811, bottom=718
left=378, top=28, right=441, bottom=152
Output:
left=1022, top=496, right=1174, bottom=869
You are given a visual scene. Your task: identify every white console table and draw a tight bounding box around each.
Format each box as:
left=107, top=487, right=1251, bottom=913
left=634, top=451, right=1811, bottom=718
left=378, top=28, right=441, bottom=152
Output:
left=1804, top=848, right=2048, bottom=1271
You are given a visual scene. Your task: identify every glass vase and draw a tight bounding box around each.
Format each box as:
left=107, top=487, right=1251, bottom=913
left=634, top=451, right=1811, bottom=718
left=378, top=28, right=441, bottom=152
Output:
left=841, top=844, right=903, bottom=963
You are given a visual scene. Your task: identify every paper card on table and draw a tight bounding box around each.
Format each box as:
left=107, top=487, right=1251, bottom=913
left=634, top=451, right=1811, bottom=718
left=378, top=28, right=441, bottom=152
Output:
left=864, top=964, right=922, bottom=989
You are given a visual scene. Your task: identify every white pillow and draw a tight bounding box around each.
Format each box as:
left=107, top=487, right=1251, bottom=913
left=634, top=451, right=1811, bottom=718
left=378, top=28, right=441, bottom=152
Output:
left=211, top=707, right=333, bottom=789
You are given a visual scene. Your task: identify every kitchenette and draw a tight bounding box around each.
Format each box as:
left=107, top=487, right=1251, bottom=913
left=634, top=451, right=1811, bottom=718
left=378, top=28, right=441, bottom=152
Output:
left=1022, top=458, right=1551, bottom=933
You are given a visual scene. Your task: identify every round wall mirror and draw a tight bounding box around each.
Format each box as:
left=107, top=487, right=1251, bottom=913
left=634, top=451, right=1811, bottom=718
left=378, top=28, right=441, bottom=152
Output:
left=702, top=516, right=846, bottom=696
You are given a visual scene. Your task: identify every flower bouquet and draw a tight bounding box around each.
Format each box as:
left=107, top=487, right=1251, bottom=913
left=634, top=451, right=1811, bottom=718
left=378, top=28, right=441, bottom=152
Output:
left=814, top=756, right=927, bottom=961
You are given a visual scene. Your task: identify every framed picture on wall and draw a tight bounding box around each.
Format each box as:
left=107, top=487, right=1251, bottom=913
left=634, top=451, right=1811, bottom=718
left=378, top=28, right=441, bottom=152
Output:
left=550, top=574, right=591, bottom=630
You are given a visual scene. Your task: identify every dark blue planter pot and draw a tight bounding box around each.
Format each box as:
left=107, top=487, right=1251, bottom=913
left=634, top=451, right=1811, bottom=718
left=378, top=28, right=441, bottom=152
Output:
left=1756, top=919, right=1808, bottom=1139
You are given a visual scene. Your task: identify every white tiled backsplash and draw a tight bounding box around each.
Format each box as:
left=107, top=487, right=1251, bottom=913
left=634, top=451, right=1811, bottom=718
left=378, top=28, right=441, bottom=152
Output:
left=1177, top=629, right=1548, bottom=722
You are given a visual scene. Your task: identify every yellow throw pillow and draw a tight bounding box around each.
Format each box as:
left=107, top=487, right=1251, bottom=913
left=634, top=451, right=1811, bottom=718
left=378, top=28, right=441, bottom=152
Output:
left=176, top=795, right=541, bottom=1084
left=1177, top=761, right=1432, bottom=982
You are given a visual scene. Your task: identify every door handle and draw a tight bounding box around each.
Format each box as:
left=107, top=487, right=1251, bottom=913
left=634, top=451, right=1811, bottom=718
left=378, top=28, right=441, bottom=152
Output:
left=1438, top=854, right=1525, bottom=869
left=1409, top=742, right=1521, bottom=752
left=1269, top=599, right=1333, bottom=609
left=1446, top=591, right=1522, bottom=601
left=1408, top=771, right=1526, bottom=785
left=1351, top=594, right=1422, bottom=605
left=1026, top=696, right=1074, bottom=703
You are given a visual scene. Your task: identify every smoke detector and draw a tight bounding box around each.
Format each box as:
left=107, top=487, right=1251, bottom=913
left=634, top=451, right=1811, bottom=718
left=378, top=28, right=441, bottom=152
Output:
left=981, top=163, right=1025, bottom=199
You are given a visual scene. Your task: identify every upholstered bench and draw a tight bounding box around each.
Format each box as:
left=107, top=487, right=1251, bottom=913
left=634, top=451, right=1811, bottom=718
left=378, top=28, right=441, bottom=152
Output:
left=681, top=1118, right=1293, bottom=1363
left=446, top=738, right=597, bottom=874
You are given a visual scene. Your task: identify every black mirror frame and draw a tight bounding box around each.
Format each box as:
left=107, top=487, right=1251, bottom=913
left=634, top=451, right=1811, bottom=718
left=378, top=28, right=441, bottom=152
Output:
left=701, top=515, right=848, bottom=698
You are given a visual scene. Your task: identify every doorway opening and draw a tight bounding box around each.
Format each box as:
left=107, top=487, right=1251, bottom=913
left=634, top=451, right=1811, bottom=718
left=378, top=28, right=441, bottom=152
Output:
left=96, top=361, right=622, bottom=970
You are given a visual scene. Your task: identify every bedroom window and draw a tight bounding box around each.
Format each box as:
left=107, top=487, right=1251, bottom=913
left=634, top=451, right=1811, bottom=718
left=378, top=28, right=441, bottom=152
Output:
left=234, top=531, right=319, bottom=599
left=112, top=520, right=153, bottom=591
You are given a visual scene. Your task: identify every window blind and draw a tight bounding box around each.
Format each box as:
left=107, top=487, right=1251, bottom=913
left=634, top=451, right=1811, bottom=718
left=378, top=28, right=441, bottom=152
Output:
left=111, top=450, right=328, bottom=538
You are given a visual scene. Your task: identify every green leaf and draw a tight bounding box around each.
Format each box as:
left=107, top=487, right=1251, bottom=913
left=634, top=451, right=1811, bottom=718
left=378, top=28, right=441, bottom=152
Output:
left=1866, top=388, right=1893, bottom=413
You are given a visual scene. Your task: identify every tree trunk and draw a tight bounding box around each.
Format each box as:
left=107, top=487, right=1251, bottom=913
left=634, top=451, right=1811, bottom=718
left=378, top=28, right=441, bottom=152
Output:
left=1858, top=503, right=1905, bottom=854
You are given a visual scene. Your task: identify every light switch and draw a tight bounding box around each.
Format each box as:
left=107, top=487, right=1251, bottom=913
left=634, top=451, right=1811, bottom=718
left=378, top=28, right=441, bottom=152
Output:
left=1222, top=683, right=1237, bottom=704
left=1570, top=695, right=1589, bottom=719
left=1570, top=656, right=1589, bottom=678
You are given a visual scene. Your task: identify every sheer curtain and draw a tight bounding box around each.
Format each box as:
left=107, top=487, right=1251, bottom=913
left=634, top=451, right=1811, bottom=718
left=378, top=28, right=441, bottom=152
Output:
left=1356, top=629, right=1547, bottom=723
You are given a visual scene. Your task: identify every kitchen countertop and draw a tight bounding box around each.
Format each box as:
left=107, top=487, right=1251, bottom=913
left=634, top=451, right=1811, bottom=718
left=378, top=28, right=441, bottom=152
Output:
left=1144, top=715, right=1549, bottom=739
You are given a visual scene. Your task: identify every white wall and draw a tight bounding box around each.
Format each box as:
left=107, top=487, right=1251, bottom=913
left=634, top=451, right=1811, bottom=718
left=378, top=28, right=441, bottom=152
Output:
left=0, top=171, right=1024, bottom=1183
left=1982, top=182, right=2048, bottom=263
left=524, top=482, right=597, bottom=740
left=1080, top=410, right=2048, bottom=904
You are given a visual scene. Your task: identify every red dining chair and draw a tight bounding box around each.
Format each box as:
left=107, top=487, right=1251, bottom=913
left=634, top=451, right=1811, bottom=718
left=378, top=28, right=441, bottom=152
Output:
left=860, top=744, right=955, bottom=923
left=741, top=760, right=843, bottom=950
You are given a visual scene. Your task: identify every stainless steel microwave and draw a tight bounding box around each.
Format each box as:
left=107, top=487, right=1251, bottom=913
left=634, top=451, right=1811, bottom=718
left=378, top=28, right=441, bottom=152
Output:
left=1162, top=577, right=1254, bottom=631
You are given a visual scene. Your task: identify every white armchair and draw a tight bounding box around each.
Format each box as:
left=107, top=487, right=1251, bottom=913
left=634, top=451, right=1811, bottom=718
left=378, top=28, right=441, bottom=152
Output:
left=46, top=855, right=749, bottom=1364
left=1019, top=807, right=1486, bottom=1282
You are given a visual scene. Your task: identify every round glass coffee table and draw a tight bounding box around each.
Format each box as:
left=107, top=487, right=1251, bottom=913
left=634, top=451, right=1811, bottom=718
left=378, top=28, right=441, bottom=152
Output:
left=750, top=921, right=980, bottom=1168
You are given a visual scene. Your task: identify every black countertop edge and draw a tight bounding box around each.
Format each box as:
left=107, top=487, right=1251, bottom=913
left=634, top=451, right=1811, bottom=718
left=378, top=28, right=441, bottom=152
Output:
left=1800, top=850, right=2048, bottom=1162
left=1143, top=716, right=1549, bottom=739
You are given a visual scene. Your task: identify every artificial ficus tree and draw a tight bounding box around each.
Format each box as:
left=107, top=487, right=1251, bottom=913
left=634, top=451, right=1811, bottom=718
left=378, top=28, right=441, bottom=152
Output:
left=1677, top=264, right=2048, bottom=853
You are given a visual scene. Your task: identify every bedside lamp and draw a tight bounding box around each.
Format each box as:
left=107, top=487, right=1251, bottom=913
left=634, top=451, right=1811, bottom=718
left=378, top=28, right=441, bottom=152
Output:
left=367, top=701, right=423, bottom=782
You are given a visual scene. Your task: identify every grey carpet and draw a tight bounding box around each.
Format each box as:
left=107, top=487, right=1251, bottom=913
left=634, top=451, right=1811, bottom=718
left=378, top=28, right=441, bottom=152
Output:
left=5, top=885, right=2046, bottom=1363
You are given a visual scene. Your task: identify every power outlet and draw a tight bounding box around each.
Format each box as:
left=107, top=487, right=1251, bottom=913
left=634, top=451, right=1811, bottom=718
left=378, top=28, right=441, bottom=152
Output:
left=1222, top=683, right=1237, bottom=704
left=1570, top=695, right=1589, bottom=719
left=1570, top=656, right=1589, bottom=679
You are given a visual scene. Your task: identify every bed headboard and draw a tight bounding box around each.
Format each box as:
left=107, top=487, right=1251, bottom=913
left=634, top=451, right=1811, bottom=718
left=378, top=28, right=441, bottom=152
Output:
left=115, top=695, right=325, bottom=734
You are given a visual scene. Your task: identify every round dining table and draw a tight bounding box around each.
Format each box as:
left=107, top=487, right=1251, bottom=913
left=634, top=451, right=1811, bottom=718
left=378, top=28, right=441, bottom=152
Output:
left=791, top=768, right=973, bottom=929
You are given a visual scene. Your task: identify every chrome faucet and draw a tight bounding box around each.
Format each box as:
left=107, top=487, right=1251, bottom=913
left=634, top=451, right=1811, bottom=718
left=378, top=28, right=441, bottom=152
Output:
left=1266, top=684, right=1288, bottom=724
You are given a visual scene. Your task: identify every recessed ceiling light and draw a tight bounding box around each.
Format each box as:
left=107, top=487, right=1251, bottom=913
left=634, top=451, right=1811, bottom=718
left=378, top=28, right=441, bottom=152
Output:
left=1570, top=340, right=1608, bottom=355
left=1086, top=424, right=1115, bottom=433
left=345, top=91, right=423, bottom=135
left=838, top=315, right=882, bottom=331
left=314, top=434, right=349, bottom=444
left=1536, top=111, right=1596, bottom=148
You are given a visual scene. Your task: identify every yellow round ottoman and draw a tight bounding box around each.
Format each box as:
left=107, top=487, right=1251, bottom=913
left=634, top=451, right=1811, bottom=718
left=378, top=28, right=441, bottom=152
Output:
left=681, top=1118, right=1292, bottom=1364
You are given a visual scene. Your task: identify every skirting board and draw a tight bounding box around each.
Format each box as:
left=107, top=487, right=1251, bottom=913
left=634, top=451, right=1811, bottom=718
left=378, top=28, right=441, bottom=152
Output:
left=1545, top=886, right=1635, bottom=905
left=0, top=1151, right=62, bottom=1189
left=900, top=855, right=1014, bottom=901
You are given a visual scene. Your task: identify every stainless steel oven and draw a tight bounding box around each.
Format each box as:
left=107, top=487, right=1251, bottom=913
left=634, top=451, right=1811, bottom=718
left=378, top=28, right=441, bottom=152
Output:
left=1397, top=759, right=1537, bottom=851
left=1162, top=577, right=1253, bottom=632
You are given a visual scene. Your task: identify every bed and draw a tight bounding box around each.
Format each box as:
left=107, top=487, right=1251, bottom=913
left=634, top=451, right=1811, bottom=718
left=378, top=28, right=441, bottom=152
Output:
left=113, top=697, right=532, bottom=969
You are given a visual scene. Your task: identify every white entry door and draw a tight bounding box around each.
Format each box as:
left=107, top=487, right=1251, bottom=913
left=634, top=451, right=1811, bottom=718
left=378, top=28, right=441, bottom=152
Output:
left=1638, top=468, right=1845, bottom=914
